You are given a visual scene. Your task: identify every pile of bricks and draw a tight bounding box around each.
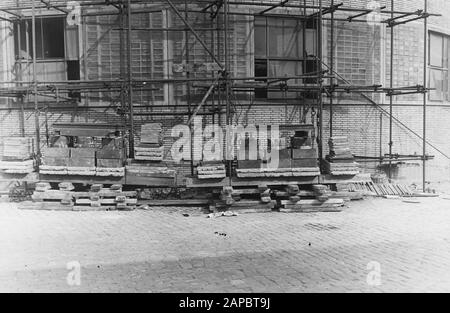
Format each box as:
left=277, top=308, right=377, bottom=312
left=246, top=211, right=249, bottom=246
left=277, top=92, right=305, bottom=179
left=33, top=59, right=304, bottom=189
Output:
left=324, top=136, right=359, bottom=176
left=0, top=137, right=35, bottom=174
left=135, top=123, right=164, bottom=162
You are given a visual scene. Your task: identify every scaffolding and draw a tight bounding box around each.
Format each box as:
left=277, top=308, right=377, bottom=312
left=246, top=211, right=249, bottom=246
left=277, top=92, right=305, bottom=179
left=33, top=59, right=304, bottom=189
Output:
left=0, top=0, right=441, bottom=190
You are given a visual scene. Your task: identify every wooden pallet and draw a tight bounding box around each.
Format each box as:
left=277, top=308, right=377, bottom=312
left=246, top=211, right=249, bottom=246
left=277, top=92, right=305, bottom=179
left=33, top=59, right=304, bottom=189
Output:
left=30, top=184, right=138, bottom=211
left=279, top=199, right=345, bottom=213
left=212, top=200, right=276, bottom=214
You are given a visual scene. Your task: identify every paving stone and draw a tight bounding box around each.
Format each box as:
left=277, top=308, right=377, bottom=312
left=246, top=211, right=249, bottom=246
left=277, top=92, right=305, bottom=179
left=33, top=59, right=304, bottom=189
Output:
left=1, top=198, right=450, bottom=292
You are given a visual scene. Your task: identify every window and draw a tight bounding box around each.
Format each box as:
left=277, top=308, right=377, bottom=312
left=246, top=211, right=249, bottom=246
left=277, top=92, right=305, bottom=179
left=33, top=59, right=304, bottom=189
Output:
left=254, top=16, right=318, bottom=99
left=14, top=17, right=65, bottom=60
left=13, top=16, right=81, bottom=100
left=429, top=32, right=449, bottom=101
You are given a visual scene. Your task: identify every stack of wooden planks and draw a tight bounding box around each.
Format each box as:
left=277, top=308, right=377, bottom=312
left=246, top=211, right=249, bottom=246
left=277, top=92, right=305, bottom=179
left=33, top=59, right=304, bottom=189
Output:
left=325, top=137, right=359, bottom=175
left=340, top=182, right=414, bottom=197
left=0, top=137, right=35, bottom=174
left=135, top=123, right=164, bottom=161
left=197, top=162, right=226, bottom=179
left=135, top=145, right=164, bottom=161
left=0, top=160, right=34, bottom=174
left=125, top=163, right=176, bottom=186
left=26, top=183, right=137, bottom=211
left=236, top=167, right=320, bottom=178
left=279, top=198, right=345, bottom=213
left=276, top=184, right=358, bottom=213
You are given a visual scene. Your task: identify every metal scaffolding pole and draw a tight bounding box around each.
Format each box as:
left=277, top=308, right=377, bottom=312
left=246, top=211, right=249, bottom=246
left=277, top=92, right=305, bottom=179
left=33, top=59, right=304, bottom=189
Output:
left=318, top=0, right=324, bottom=165
left=388, top=0, right=394, bottom=181
left=185, top=0, right=194, bottom=176
left=32, top=0, right=41, bottom=162
left=0, top=0, right=439, bottom=187
left=423, top=0, right=428, bottom=192
left=329, top=0, right=334, bottom=138
left=224, top=0, right=232, bottom=184
left=127, top=0, right=135, bottom=158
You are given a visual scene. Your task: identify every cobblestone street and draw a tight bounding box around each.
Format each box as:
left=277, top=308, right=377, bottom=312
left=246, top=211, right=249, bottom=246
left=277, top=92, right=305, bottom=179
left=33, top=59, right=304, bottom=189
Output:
left=1, top=197, right=450, bottom=293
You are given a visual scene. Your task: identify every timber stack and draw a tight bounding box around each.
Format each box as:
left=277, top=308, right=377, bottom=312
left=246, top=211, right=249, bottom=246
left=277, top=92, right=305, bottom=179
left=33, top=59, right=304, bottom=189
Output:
left=197, top=162, right=226, bottom=179
left=134, top=123, right=164, bottom=161
left=0, top=137, right=35, bottom=174
left=27, top=183, right=137, bottom=211
left=324, top=136, right=360, bottom=175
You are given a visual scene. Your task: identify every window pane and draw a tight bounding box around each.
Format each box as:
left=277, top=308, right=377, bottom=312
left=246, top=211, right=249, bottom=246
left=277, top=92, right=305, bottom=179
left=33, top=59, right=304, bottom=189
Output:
left=42, top=18, right=65, bottom=58
left=268, top=60, right=302, bottom=99
left=444, top=37, right=449, bottom=69
left=305, top=29, right=317, bottom=57
left=429, top=68, right=443, bottom=101
left=268, top=19, right=302, bottom=58
left=444, top=70, right=449, bottom=101
left=255, top=59, right=268, bottom=98
left=430, top=33, right=443, bottom=67
left=14, top=21, right=30, bottom=59
left=254, top=17, right=266, bottom=58
left=303, top=59, right=318, bottom=84
left=35, top=19, right=44, bottom=59
left=66, top=25, right=79, bottom=60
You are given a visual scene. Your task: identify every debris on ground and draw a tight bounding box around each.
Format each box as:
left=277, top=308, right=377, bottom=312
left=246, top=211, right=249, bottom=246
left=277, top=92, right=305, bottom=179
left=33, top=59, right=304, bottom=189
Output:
left=207, top=211, right=239, bottom=218
left=402, top=198, right=421, bottom=204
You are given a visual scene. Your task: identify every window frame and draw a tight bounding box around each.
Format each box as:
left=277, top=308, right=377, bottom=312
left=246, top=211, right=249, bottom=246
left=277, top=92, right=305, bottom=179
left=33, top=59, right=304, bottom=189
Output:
left=428, top=31, right=449, bottom=102
left=254, top=16, right=318, bottom=100
left=14, top=16, right=66, bottom=61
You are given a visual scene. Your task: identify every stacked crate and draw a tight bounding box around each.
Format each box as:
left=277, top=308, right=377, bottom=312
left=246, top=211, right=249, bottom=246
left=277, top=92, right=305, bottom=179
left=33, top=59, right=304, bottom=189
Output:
left=135, top=123, right=164, bottom=161
left=0, top=137, right=35, bottom=174
left=324, top=136, right=359, bottom=175
left=290, top=131, right=318, bottom=170
left=235, top=130, right=320, bottom=178
left=68, top=148, right=96, bottom=176
left=96, top=138, right=125, bottom=177
left=40, top=147, right=70, bottom=175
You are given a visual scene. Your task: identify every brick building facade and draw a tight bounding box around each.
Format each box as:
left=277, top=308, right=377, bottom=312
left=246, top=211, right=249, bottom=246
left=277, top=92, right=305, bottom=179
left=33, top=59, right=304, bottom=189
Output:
left=0, top=0, right=449, bottom=185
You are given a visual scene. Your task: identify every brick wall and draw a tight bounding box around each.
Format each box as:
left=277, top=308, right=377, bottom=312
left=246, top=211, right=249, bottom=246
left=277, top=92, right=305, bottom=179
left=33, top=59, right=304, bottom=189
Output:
left=0, top=0, right=449, bottom=185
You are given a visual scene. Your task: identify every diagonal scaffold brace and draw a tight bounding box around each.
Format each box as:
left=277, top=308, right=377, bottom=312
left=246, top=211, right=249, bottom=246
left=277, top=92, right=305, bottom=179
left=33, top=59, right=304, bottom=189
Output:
left=165, top=0, right=225, bottom=72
